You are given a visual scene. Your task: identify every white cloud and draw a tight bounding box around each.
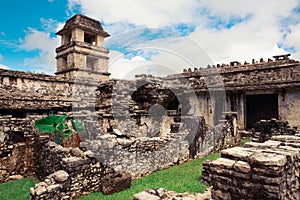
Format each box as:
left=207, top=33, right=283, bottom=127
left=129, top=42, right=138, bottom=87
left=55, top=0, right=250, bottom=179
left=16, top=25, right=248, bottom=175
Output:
left=48, top=0, right=55, bottom=3
left=20, top=28, right=60, bottom=73
left=69, top=0, right=300, bottom=72
left=40, top=18, right=59, bottom=32
left=187, top=0, right=299, bottom=64
left=189, top=24, right=287, bottom=65
left=109, top=51, right=152, bottom=79
left=285, top=23, right=300, bottom=59
left=0, top=64, right=9, bottom=70
left=68, top=0, right=199, bottom=28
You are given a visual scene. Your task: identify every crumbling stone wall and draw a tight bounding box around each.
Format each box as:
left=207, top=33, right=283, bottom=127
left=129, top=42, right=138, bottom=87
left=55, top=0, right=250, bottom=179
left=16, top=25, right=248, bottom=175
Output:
left=82, top=113, right=239, bottom=179
left=0, top=113, right=131, bottom=199
left=252, top=119, right=297, bottom=143
left=201, top=135, right=300, bottom=199
left=0, top=68, right=100, bottom=112
left=0, top=115, right=40, bottom=183
left=31, top=136, right=131, bottom=199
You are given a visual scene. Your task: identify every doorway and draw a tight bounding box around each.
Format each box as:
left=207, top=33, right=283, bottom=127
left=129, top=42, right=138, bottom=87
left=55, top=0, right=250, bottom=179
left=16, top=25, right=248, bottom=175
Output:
left=246, top=94, right=278, bottom=129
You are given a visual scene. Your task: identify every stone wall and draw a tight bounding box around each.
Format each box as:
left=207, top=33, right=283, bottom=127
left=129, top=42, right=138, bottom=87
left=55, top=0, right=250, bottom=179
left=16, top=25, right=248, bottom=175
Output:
left=0, top=68, right=99, bottom=111
left=279, top=88, right=300, bottom=128
left=0, top=114, right=131, bottom=199
left=252, top=119, right=297, bottom=143
left=82, top=113, right=240, bottom=179
left=0, top=115, right=40, bottom=183
left=31, top=136, right=131, bottom=199
left=201, top=135, right=300, bottom=199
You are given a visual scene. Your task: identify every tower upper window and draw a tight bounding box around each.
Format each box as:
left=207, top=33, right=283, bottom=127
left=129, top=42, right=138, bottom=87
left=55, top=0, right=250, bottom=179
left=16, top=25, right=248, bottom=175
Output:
left=84, top=32, right=96, bottom=45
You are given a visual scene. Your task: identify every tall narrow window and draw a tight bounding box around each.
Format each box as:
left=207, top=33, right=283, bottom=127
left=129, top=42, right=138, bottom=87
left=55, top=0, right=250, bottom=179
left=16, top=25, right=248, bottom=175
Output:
left=62, top=57, right=67, bottom=69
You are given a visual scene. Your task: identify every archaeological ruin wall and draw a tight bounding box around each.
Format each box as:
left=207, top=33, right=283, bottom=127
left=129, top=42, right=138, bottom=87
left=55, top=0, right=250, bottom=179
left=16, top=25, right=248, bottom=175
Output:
left=0, top=68, right=102, bottom=116
left=0, top=115, right=41, bottom=183
left=180, top=54, right=300, bottom=129
left=80, top=77, right=240, bottom=179
left=201, top=133, right=300, bottom=200
left=31, top=136, right=131, bottom=199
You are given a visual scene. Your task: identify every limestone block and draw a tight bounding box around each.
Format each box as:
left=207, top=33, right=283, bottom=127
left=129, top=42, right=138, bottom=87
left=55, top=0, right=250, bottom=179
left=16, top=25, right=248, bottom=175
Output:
left=133, top=191, right=160, bottom=200
left=233, top=161, right=251, bottom=173
left=221, top=147, right=254, bottom=161
left=0, top=132, right=5, bottom=142
left=47, top=184, right=62, bottom=192
left=52, top=170, right=69, bottom=182
left=249, top=152, right=287, bottom=166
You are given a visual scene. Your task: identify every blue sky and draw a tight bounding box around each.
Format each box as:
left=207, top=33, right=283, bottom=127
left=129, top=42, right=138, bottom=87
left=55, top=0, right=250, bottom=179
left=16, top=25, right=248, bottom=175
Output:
left=1, top=0, right=300, bottom=78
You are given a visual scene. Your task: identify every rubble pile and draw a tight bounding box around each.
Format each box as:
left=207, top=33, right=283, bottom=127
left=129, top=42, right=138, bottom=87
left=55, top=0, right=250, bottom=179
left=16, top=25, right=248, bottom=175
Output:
left=252, top=119, right=297, bottom=142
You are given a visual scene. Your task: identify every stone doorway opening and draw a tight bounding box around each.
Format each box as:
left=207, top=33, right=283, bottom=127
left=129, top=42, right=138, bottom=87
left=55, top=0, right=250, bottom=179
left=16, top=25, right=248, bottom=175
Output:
left=245, top=94, right=278, bottom=129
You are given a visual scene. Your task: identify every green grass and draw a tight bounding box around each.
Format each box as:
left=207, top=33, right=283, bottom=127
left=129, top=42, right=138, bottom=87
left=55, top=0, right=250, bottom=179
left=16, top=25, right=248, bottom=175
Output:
left=238, top=138, right=252, bottom=147
left=80, top=153, right=221, bottom=200
left=0, top=139, right=250, bottom=200
left=0, top=178, right=37, bottom=200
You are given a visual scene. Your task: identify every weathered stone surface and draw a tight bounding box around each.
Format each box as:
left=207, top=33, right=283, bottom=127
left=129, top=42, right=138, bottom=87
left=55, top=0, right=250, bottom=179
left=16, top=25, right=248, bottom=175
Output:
left=221, top=147, right=254, bottom=161
left=210, top=158, right=236, bottom=169
left=252, top=119, right=297, bottom=143
left=47, top=184, right=61, bottom=192
left=101, top=171, right=131, bottom=195
left=52, top=170, right=69, bottom=182
left=202, top=135, right=300, bottom=199
left=233, top=161, right=251, bottom=173
left=134, top=188, right=212, bottom=200
left=31, top=138, right=125, bottom=200
left=9, top=174, right=24, bottom=180
left=249, top=152, right=287, bottom=166
left=133, top=191, right=160, bottom=200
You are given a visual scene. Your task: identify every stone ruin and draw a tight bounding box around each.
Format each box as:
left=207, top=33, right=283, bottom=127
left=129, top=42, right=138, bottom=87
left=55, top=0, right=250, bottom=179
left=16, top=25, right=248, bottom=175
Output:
left=252, top=119, right=297, bottom=143
left=2, top=14, right=300, bottom=199
left=201, top=130, right=300, bottom=199
left=0, top=75, right=240, bottom=199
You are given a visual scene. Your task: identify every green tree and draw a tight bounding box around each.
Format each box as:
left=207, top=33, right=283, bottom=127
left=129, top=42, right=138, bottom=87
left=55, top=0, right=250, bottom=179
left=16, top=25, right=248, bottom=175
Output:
left=34, top=115, right=86, bottom=144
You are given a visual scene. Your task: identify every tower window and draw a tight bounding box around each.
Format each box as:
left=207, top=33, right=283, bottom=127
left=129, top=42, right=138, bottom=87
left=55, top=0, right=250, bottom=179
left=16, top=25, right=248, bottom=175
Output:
left=86, top=56, right=98, bottom=70
left=84, top=33, right=96, bottom=45
left=63, top=34, right=72, bottom=45
left=62, top=56, right=67, bottom=69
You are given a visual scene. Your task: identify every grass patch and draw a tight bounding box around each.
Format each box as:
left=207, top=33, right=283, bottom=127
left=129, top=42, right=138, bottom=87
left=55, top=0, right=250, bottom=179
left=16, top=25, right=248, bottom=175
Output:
left=0, top=178, right=37, bottom=200
left=238, top=138, right=252, bottom=147
left=0, top=139, right=250, bottom=200
left=80, top=153, right=220, bottom=200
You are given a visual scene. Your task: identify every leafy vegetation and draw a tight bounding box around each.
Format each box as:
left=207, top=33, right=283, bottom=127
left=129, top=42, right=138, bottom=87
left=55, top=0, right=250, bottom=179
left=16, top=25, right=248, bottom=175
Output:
left=34, top=115, right=86, bottom=144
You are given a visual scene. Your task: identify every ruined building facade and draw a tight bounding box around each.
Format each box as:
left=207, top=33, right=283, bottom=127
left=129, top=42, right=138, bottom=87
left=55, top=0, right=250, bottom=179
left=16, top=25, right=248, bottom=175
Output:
left=0, top=14, right=299, bottom=131
left=0, top=14, right=300, bottom=183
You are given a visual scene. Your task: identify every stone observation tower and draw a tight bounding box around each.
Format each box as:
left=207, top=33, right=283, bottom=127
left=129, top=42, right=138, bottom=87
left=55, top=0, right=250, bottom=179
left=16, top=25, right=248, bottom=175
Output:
left=55, top=14, right=110, bottom=80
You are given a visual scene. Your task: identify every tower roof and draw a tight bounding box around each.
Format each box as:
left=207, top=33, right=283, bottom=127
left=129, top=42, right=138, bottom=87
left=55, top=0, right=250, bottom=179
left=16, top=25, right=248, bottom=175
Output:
left=56, top=14, right=110, bottom=37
